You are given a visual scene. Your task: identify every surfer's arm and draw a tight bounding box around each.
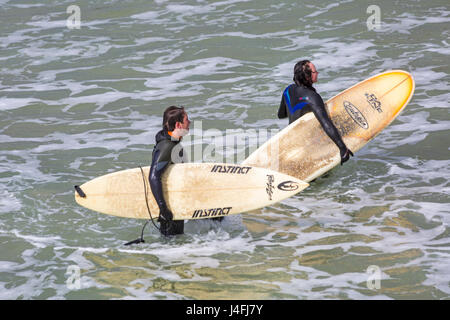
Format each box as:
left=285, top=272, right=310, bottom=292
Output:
left=309, top=93, right=347, bottom=151
left=149, top=146, right=172, bottom=214
left=278, top=95, right=288, bottom=119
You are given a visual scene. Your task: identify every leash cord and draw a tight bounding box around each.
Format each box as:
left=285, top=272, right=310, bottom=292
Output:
left=124, top=166, right=160, bottom=245
left=139, top=166, right=161, bottom=232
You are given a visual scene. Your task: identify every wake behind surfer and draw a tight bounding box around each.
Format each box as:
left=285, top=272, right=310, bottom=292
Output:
left=149, top=106, right=190, bottom=236
left=278, top=60, right=353, bottom=165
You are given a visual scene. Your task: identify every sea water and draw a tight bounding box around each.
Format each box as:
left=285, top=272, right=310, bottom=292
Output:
left=0, top=0, right=449, bottom=299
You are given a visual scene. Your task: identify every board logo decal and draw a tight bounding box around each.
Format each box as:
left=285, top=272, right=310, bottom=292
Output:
left=192, top=207, right=232, bottom=219
left=211, top=165, right=252, bottom=174
left=266, top=174, right=275, bottom=201
left=343, top=101, right=369, bottom=129
left=365, top=93, right=383, bottom=113
left=277, top=181, right=299, bottom=192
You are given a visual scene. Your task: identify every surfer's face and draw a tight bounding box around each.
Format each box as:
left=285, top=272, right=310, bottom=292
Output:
left=174, top=113, right=190, bottom=137
left=309, top=63, right=318, bottom=83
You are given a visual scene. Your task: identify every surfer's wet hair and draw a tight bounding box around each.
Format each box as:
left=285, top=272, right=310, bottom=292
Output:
left=163, top=106, right=186, bottom=131
left=293, top=60, right=314, bottom=88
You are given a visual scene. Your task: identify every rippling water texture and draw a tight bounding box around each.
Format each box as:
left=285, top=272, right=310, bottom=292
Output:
left=0, top=0, right=449, bottom=299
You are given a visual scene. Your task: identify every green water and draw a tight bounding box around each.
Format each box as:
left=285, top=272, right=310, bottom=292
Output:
left=0, top=0, right=449, bottom=299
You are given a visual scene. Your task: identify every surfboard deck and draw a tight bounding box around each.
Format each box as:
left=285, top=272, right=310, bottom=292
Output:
left=74, top=163, right=309, bottom=220
left=242, top=70, right=415, bottom=182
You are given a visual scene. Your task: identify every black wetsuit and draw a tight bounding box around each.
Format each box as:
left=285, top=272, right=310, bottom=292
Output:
left=149, top=129, right=185, bottom=236
left=278, top=84, right=349, bottom=156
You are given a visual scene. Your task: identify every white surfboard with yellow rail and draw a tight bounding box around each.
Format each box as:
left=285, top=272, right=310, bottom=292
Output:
left=74, top=163, right=309, bottom=220
left=243, top=70, right=415, bottom=182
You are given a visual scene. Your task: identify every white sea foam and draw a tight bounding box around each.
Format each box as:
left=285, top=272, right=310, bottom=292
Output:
left=0, top=188, right=22, bottom=213
left=0, top=0, right=449, bottom=300
left=382, top=11, right=450, bottom=35
left=11, top=229, right=62, bottom=248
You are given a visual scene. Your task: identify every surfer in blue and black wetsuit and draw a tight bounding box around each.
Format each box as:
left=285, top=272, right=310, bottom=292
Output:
left=149, top=106, right=190, bottom=236
left=278, top=60, right=353, bottom=165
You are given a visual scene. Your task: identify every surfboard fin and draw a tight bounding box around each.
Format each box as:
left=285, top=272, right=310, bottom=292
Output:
left=74, top=185, right=86, bottom=198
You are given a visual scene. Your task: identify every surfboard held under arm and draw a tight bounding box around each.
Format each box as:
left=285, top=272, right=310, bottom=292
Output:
left=243, top=70, right=415, bottom=182
left=74, top=163, right=309, bottom=220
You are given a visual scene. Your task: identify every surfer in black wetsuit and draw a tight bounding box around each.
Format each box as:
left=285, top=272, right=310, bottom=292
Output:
left=149, top=106, right=190, bottom=236
left=278, top=60, right=353, bottom=165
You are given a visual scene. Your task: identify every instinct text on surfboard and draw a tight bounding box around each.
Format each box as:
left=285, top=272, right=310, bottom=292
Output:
left=211, top=165, right=252, bottom=174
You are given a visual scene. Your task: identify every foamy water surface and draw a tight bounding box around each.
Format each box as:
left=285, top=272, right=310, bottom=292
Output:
left=0, top=0, right=449, bottom=299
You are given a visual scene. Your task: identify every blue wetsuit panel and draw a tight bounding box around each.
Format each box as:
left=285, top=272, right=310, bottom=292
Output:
left=283, top=85, right=309, bottom=114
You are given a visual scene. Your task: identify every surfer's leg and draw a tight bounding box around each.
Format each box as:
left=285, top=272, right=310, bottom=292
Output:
left=160, top=220, right=184, bottom=236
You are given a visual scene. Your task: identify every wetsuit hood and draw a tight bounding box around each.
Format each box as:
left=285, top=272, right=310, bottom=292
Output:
left=155, top=129, right=180, bottom=144
left=155, top=129, right=169, bottom=144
